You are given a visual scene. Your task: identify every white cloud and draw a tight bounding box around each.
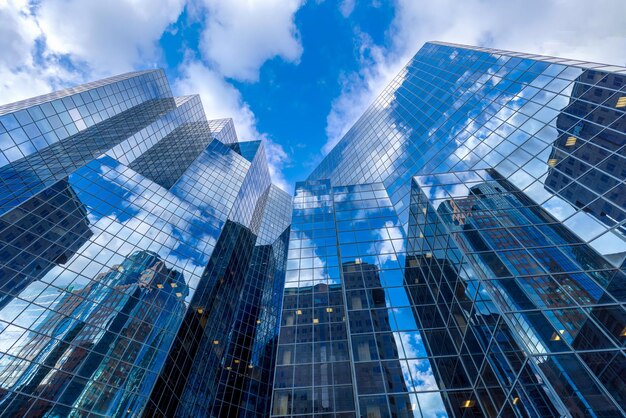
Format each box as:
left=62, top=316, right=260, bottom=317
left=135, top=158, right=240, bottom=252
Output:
left=0, top=0, right=71, bottom=103
left=371, top=220, right=405, bottom=264
left=199, top=0, right=304, bottom=81
left=338, top=0, right=355, bottom=17
left=0, top=0, right=39, bottom=70
left=36, top=0, right=186, bottom=75
left=0, top=0, right=185, bottom=103
left=323, top=0, right=626, bottom=155
left=174, top=60, right=292, bottom=191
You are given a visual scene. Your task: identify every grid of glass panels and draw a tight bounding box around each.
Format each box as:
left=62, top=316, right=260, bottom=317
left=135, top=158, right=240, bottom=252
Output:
left=0, top=155, right=223, bottom=416
left=277, top=181, right=523, bottom=417
left=273, top=180, right=356, bottom=417
left=407, top=176, right=566, bottom=417
left=276, top=176, right=622, bottom=417
left=0, top=70, right=289, bottom=417
left=309, top=42, right=626, bottom=264
left=208, top=118, right=238, bottom=145
left=258, top=185, right=295, bottom=245
left=146, top=184, right=292, bottom=417
left=289, top=42, right=625, bottom=417
left=411, top=170, right=625, bottom=416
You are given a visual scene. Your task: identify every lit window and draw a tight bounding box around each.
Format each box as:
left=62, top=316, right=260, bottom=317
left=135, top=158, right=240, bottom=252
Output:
left=461, top=400, right=475, bottom=408
left=313, top=318, right=319, bottom=324
left=326, top=307, right=333, bottom=313
left=513, top=397, right=520, bottom=405
left=565, top=136, right=576, bottom=147
left=256, top=320, right=261, bottom=324
left=619, top=326, right=626, bottom=337
left=296, top=309, right=302, bottom=315
left=550, top=332, right=561, bottom=341
left=175, top=292, right=182, bottom=298
left=234, top=359, right=240, bottom=364
left=197, top=308, right=204, bottom=314
left=616, top=96, right=626, bottom=108
left=156, top=284, right=163, bottom=289
left=213, top=340, right=219, bottom=345
left=170, top=282, right=177, bottom=288
left=548, top=159, right=558, bottom=167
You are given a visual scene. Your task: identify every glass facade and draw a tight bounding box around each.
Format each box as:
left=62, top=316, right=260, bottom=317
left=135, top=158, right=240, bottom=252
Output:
left=1, top=41, right=625, bottom=418
left=275, top=42, right=625, bottom=417
left=0, top=70, right=291, bottom=416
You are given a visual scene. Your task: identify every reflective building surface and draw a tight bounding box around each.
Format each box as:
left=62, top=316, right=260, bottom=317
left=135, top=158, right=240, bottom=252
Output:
left=275, top=42, right=625, bottom=417
left=2, top=41, right=626, bottom=418
left=0, top=70, right=291, bottom=416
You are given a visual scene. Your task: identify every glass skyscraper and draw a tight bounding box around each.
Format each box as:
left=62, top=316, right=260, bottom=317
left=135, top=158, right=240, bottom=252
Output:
left=0, top=70, right=291, bottom=417
left=1, top=41, right=625, bottom=418
left=275, top=42, right=625, bottom=417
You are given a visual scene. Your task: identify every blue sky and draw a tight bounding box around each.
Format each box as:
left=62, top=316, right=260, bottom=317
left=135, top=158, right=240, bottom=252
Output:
left=2, top=0, right=625, bottom=192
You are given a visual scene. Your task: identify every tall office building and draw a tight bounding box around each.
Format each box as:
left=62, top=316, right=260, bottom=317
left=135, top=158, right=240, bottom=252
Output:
left=0, top=70, right=291, bottom=417
left=1, top=41, right=625, bottom=418
left=276, top=42, right=625, bottom=417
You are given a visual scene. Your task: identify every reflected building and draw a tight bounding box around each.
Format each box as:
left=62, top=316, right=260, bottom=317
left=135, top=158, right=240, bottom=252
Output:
left=274, top=281, right=356, bottom=416
left=2, top=40, right=626, bottom=417
left=276, top=42, right=626, bottom=417
left=0, top=179, right=92, bottom=309
left=273, top=181, right=422, bottom=417
left=546, top=70, right=626, bottom=236
left=0, top=70, right=291, bottom=416
left=343, top=261, right=412, bottom=417
left=0, top=250, right=187, bottom=417
left=403, top=253, right=561, bottom=417
left=410, top=169, right=625, bottom=416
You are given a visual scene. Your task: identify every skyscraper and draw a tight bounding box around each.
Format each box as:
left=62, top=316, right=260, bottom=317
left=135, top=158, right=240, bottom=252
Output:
left=0, top=70, right=290, bottom=417
left=276, top=42, right=625, bottom=417
left=1, top=41, right=625, bottom=418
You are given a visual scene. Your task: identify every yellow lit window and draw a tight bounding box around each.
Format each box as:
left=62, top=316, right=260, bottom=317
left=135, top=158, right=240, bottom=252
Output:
left=513, top=397, right=520, bottom=405
left=313, top=318, right=319, bottom=324
left=619, top=326, right=626, bottom=337
left=175, top=292, right=183, bottom=298
left=256, top=320, right=261, bottom=324
left=156, top=284, right=163, bottom=289
left=461, top=400, right=475, bottom=408
left=616, top=96, right=626, bottom=108
left=296, top=309, right=302, bottom=315
left=548, top=159, right=558, bottom=167
left=248, top=365, right=253, bottom=369
left=326, top=307, right=333, bottom=313
left=550, top=332, right=561, bottom=341
left=234, top=359, right=240, bottom=364
left=565, top=136, right=576, bottom=147
left=170, top=282, right=177, bottom=288
left=197, top=308, right=204, bottom=314
left=213, top=340, right=219, bottom=345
